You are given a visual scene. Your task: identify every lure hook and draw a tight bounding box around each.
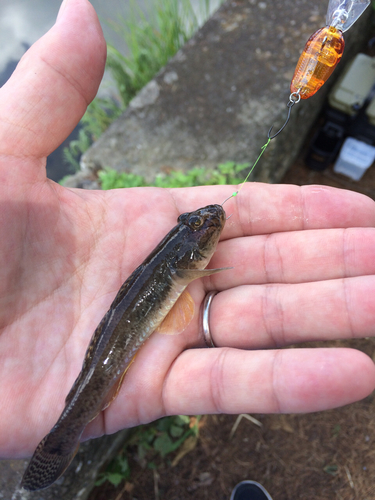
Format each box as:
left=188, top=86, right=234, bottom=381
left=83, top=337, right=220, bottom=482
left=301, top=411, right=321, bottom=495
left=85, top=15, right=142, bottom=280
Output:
left=221, top=192, right=237, bottom=207
left=268, top=91, right=301, bottom=140
left=221, top=192, right=237, bottom=220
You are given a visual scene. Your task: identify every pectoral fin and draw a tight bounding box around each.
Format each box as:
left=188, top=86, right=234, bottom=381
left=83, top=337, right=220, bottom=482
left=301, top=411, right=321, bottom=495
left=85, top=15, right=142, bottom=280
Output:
left=175, top=267, right=232, bottom=283
left=156, top=289, right=195, bottom=335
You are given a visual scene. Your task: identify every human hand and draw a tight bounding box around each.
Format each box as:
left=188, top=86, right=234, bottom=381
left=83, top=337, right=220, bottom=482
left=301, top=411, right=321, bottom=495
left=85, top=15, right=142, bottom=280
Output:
left=1, top=0, right=374, bottom=460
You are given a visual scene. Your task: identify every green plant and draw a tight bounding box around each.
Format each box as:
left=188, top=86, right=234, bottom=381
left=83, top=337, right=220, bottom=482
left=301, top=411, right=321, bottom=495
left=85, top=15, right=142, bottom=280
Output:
left=107, top=0, right=198, bottom=108
left=98, top=161, right=250, bottom=190
left=96, top=415, right=200, bottom=487
left=98, top=169, right=145, bottom=190
left=323, top=464, right=339, bottom=476
left=95, top=452, right=131, bottom=487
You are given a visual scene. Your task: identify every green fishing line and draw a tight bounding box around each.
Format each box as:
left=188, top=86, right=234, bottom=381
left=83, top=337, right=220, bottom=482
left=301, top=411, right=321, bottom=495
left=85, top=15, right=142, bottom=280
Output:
left=231, top=137, right=271, bottom=197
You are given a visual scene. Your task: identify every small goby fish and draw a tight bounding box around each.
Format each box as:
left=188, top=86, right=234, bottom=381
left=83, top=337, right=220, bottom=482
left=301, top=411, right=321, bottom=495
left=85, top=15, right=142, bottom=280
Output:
left=21, top=204, right=228, bottom=491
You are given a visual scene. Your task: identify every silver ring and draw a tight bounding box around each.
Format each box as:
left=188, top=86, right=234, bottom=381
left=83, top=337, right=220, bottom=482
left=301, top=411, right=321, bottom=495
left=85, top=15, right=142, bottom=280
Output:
left=201, top=291, right=217, bottom=347
left=289, top=90, right=301, bottom=104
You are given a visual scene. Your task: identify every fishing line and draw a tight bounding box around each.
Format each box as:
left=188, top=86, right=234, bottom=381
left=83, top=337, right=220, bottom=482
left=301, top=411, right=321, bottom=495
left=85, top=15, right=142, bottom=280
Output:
left=234, top=136, right=271, bottom=195
left=222, top=136, right=271, bottom=207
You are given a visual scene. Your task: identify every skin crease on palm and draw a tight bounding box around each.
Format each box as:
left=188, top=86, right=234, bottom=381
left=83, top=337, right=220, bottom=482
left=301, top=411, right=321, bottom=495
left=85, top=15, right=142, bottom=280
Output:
left=1, top=0, right=375, bottom=460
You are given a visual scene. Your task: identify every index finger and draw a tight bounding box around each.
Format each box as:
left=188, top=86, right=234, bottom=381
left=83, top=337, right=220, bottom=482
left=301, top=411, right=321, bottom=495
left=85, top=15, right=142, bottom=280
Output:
left=170, top=183, right=375, bottom=237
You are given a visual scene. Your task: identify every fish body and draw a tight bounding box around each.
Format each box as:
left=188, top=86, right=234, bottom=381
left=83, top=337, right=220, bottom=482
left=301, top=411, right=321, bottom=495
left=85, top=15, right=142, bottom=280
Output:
left=21, top=204, right=226, bottom=491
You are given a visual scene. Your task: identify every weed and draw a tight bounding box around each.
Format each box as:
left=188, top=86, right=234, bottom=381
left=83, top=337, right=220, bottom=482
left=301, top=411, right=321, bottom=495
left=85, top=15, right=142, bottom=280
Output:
left=323, top=464, right=339, bottom=476
left=95, top=415, right=200, bottom=487
left=98, top=169, right=145, bottom=190
left=107, top=0, right=197, bottom=107
left=95, top=452, right=130, bottom=487
left=97, top=161, right=250, bottom=190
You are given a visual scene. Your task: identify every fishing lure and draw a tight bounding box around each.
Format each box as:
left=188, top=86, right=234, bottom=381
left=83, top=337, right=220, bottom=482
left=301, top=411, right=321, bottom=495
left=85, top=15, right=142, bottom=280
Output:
left=270, top=0, right=371, bottom=139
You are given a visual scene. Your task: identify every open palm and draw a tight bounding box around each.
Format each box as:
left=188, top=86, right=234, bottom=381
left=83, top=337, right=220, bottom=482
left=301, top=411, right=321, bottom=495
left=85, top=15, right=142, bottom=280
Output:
left=1, top=0, right=375, bottom=460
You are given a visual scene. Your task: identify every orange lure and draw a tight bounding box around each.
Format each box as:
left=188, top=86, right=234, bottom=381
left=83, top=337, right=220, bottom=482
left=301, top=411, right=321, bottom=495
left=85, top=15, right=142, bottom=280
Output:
left=291, top=26, right=345, bottom=99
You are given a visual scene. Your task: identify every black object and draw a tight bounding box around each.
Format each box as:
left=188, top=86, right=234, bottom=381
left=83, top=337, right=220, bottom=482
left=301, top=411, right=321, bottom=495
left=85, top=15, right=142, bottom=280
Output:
left=347, top=82, right=375, bottom=145
left=305, top=120, right=345, bottom=170
left=305, top=76, right=375, bottom=171
left=230, top=480, right=273, bottom=500
left=347, top=111, right=375, bottom=144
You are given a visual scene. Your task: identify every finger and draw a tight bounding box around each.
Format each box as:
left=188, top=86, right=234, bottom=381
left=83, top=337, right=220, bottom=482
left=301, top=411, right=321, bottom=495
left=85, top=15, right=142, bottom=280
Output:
left=208, top=227, right=375, bottom=288
left=0, top=0, right=106, bottom=160
left=162, top=347, right=375, bottom=415
left=170, top=184, right=375, bottom=237
left=87, top=344, right=375, bottom=439
left=210, top=276, right=375, bottom=349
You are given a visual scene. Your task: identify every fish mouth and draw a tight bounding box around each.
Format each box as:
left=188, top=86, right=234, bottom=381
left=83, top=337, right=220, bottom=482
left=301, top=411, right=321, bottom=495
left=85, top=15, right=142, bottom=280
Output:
left=196, top=204, right=226, bottom=227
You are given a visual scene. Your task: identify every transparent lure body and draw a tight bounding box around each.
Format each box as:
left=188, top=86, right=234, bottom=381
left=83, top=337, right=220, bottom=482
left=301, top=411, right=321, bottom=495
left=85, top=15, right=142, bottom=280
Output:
left=326, top=0, right=370, bottom=32
left=290, top=26, right=345, bottom=99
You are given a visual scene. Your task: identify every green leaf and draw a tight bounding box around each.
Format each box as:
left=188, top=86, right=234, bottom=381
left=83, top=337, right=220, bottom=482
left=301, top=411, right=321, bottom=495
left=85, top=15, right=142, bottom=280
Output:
left=323, top=464, right=338, bottom=476
left=156, top=417, right=172, bottom=432
left=107, top=472, right=125, bottom=486
left=118, top=456, right=130, bottom=474
left=94, top=474, right=108, bottom=487
left=217, top=161, right=236, bottom=175
left=175, top=415, right=190, bottom=425
left=153, top=433, right=175, bottom=456
left=170, top=425, right=184, bottom=437
left=98, top=169, right=146, bottom=190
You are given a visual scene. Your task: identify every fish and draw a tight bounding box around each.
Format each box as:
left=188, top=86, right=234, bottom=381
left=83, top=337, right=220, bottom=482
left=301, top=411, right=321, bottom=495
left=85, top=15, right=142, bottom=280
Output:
left=21, top=203, right=228, bottom=491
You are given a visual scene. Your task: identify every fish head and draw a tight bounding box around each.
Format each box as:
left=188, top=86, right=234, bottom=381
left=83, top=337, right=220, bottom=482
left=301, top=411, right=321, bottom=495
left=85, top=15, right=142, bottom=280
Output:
left=176, top=204, right=226, bottom=269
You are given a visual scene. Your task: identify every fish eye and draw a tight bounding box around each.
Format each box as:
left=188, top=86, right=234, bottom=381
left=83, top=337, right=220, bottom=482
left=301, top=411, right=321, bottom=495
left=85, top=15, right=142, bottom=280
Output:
left=188, top=215, right=204, bottom=229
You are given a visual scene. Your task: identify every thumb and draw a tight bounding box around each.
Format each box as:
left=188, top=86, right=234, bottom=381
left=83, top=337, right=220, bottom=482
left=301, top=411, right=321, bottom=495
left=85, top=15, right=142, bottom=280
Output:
left=0, top=0, right=106, bottom=161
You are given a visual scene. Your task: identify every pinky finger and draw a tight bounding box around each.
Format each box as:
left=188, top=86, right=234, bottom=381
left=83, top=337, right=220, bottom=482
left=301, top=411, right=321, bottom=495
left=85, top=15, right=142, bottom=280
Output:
left=162, top=347, right=375, bottom=415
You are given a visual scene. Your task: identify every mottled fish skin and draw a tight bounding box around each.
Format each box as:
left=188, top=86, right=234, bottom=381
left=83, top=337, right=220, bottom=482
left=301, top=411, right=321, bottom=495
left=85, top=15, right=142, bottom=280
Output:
left=21, top=204, right=226, bottom=491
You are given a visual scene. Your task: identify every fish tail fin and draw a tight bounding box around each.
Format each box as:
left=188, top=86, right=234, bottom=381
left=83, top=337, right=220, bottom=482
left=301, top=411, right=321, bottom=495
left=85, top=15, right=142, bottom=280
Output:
left=20, top=433, right=80, bottom=491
